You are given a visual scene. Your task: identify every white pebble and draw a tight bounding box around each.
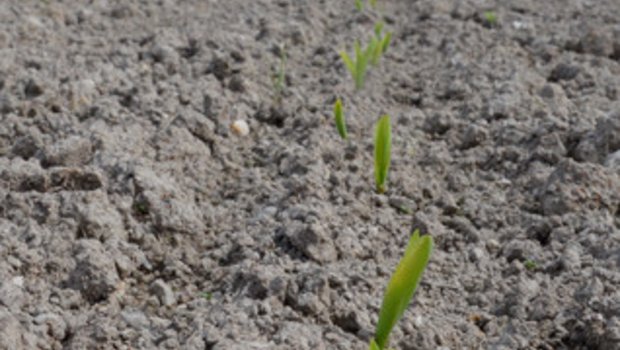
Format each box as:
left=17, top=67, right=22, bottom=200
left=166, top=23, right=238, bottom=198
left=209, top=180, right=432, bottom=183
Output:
left=231, top=119, right=250, bottom=136
left=12, top=276, right=24, bottom=287
left=413, top=315, right=423, bottom=327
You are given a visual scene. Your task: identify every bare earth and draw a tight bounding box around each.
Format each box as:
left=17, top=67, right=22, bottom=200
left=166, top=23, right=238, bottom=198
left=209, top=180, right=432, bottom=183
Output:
left=1, top=0, right=619, bottom=349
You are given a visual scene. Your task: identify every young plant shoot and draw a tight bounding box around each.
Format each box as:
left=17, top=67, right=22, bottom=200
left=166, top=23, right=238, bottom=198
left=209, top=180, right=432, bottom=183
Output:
left=381, top=31, right=392, bottom=54
left=369, top=30, right=392, bottom=66
left=370, top=231, right=434, bottom=350
left=272, top=45, right=287, bottom=103
left=374, top=115, right=391, bottom=194
left=355, top=0, right=363, bottom=11
left=334, top=98, right=347, bottom=140
left=483, top=11, right=498, bottom=25
left=340, top=41, right=371, bottom=90
left=341, top=26, right=392, bottom=89
left=374, top=21, right=384, bottom=37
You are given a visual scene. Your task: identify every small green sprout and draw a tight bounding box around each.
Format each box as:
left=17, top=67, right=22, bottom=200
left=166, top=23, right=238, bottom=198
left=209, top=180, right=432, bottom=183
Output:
left=369, top=30, right=392, bottom=66
left=202, top=291, right=213, bottom=300
left=374, top=21, right=384, bottom=37
left=374, top=115, right=391, bottom=194
left=334, top=98, right=348, bottom=139
left=524, top=259, right=537, bottom=271
left=272, top=44, right=287, bottom=103
left=483, top=11, right=498, bottom=25
left=391, top=204, right=413, bottom=215
left=370, top=231, right=434, bottom=350
left=381, top=32, right=392, bottom=53
left=369, top=340, right=381, bottom=350
left=355, top=0, right=363, bottom=11
left=133, top=201, right=149, bottom=216
left=369, top=0, right=378, bottom=9
left=340, top=41, right=372, bottom=90
left=340, top=25, right=392, bottom=89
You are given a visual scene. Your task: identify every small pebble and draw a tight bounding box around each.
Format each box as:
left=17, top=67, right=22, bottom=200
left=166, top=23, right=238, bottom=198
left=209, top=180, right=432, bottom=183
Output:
left=231, top=119, right=250, bottom=136
left=151, top=279, right=175, bottom=306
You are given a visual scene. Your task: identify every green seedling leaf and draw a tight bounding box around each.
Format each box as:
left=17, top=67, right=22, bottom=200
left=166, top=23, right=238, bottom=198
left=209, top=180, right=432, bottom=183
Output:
left=524, top=259, right=537, bottom=271
left=374, top=115, right=391, bottom=194
left=334, top=98, right=347, bottom=139
left=369, top=37, right=381, bottom=66
left=369, top=339, right=381, bottom=350
left=354, top=41, right=369, bottom=90
left=369, top=0, right=378, bottom=9
left=368, top=26, right=391, bottom=66
left=363, top=38, right=375, bottom=59
left=483, top=11, right=497, bottom=25
left=341, top=36, right=384, bottom=90
left=355, top=41, right=363, bottom=61
left=374, top=21, right=384, bottom=37
left=355, top=0, right=363, bottom=11
left=272, top=45, right=287, bottom=103
left=373, top=231, right=434, bottom=350
left=381, top=32, right=392, bottom=53
left=340, top=50, right=355, bottom=76
left=340, top=44, right=366, bottom=90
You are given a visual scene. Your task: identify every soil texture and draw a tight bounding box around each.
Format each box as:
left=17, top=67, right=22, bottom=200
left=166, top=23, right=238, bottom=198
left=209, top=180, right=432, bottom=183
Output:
left=1, top=0, right=619, bottom=349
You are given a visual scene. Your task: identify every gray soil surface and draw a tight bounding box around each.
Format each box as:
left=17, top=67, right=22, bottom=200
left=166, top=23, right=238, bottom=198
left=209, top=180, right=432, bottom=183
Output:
left=1, top=0, right=619, bottom=349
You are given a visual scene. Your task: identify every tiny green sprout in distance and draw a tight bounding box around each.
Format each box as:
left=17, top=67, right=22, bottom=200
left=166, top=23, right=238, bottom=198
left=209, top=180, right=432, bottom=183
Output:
left=370, top=231, right=434, bottom=350
left=355, top=0, right=379, bottom=11
left=483, top=11, right=498, bottom=25
left=355, top=0, right=363, bottom=11
left=524, top=259, right=537, bottom=271
left=334, top=98, right=347, bottom=140
left=133, top=201, right=149, bottom=215
left=374, top=21, right=384, bottom=37
left=374, top=115, right=391, bottom=194
left=340, top=25, right=391, bottom=90
left=369, top=340, right=381, bottom=350
left=272, top=44, right=287, bottom=103
left=381, top=32, right=392, bottom=54
left=340, top=41, right=372, bottom=90
left=369, top=25, right=392, bottom=66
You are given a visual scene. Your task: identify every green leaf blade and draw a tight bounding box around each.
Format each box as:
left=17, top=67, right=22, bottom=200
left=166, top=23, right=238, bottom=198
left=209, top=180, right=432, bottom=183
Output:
left=354, top=41, right=367, bottom=90
left=334, top=98, right=347, bottom=140
left=374, top=21, right=384, bottom=38
left=483, top=11, right=497, bottom=25
left=374, top=232, right=434, bottom=350
left=369, top=37, right=381, bottom=66
left=374, top=115, right=391, bottom=193
left=381, top=32, right=392, bottom=53
left=340, top=50, right=355, bottom=76
left=355, top=0, right=363, bottom=11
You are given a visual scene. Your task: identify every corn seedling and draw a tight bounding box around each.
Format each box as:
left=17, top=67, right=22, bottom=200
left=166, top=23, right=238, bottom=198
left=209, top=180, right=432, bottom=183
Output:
left=334, top=98, right=347, bottom=139
left=374, top=21, right=384, bottom=37
left=370, top=230, right=434, bottom=350
left=483, top=11, right=498, bottom=25
left=340, top=41, right=372, bottom=90
left=374, top=115, right=391, bottom=193
left=524, top=259, right=537, bottom=271
left=369, top=27, right=392, bottom=66
left=355, top=0, right=363, bottom=11
left=340, top=21, right=392, bottom=89
left=272, top=44, right=287, bottom=104
left=355, top=0, right=379, bottom=11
